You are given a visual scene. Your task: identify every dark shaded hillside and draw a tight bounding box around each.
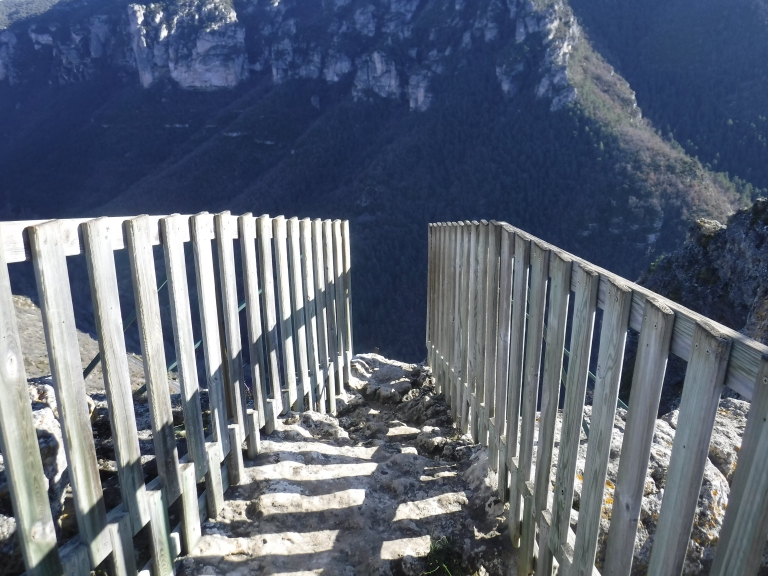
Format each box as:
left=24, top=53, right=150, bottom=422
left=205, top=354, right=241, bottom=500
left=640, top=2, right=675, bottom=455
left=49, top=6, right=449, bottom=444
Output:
left=570, top=0, right=768, bottom=193
left=0, top=0, right=749, bottom=361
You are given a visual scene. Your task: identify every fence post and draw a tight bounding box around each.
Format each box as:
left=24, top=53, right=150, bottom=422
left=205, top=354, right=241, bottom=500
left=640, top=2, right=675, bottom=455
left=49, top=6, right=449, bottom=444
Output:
left=550, top=262, right=599, bottom=555
left=82, top=218, right=150, bottom=533
left=647, top=322, right=732, bottom=576
left=29, top=220, right=111, bottom=565
left=342, top=220, right=354, bottom=371
left=124, top=215, right=182, bottom=501
left=161, top=215, right=209, bottom=482
left=301, top=218, right=322, bottom=411
left=514, top=240, right=549, bottom=556
left=191, top=212, right=231, bottom=456
left=504, top=232, right=530, bottom=508
left=0, top=242, right=62, bottom=576
left=533, top=250, right=572, bottom=572
left=238, top=214, right=269, bottom=431
left=256, top=215, right=283, bottom=430
left=472, top=221, right=489, bottom=443
left=710, top=355, right=768, bottom=575
left=493, top=225, right=514, bottom=487
left=603, top=297, right=674, bottom=576
left=273, top=216, right=298, bottom=410
left=287, top=217, right=311, bottom=411
left=312, top=219, right=333, bottom=414
left=215, top=211, right=248, bottom=437
left=482, top=222, right=501, bottom=452
left=571, top=277, right=633, bottom=575
left=323, top=220, right=341, bottom=413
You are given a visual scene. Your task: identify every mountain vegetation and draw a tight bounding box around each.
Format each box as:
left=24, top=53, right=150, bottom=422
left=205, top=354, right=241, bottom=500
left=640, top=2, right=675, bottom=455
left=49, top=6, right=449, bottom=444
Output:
left=569, top=0, right=768, bottom=193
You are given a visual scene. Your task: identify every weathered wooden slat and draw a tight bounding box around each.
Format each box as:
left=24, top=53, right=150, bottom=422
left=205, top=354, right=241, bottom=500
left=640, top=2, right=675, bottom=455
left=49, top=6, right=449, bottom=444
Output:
left=180, top=462, right=201, bottom=554
left=504, top=231, right=530, bottom=505
left=215, top=212, right=248, bottom=436
left=492, top=226, right=514, bottom=485
left=108, top=512, right=136, bottom=576
left=246, top=408, right=261, bottom=459
left=161, top=215, right=209, bottom=480
left=124, top=216, right=182, bottom=503
left=550, top=262, right=599, bottom=554
left=518, top=241, right=550, bottom=484
left=29, top=219, right=111, bottom=565
left=287, top=217, right=311, bottom=411
left=710, top=356, right=768, bottom=576
left=483, top=222, right=501, bottom=448
left=227, top=424, right=245, bottom=486
left=0, top=246, right=62, bottom=576
left=341, top=220, right=354, bottom=371
left=538, top=510, right=556, bottom=576
left=435, top=224, right=446, bottom=394
left=239, top=214, right=269, bottom=430
left=190, top=213, right=231, bottom=456
left=647, top=322, right=732, bottom=576
left=312, top=219, right=332, bottom=414
left=301, top=218, right=322, bottom=409
left=256, top=215, right=282, bottom=429
left=472, top=221, right=489, bottom=442
left=205, top=442, right=225, bottom=519
left=451, top=223, right=466, bottom=421
left=323, top=220, right=341, bottom=412
left=273, top=216, right=298, bottom=410
left=509, top=456, right=521, bottom=545
left=147, top=489, right=174, bottom=576
left=603, top=297, right=674, bottom=576
left=458, top=223, right=472, bottom=432
left=533, top=250, right=572, bottom=571
left=82, top=218, right=150, bottom=533
left=443, top=224, right=452, bottom=397
left=513, top=239, right=549, bottom=552
left=60, top=541, right=90, bottom=576
left=464, top=222, right=480, bottom=437
left=520, top=480, right=536, bottom=575
left=333, top=220, right=351, bottom=388
left=571, top=277, right=633, bottom=575
left=446, top=223, right=459, bottom=407
left=426, top=224, right=434, bottom=363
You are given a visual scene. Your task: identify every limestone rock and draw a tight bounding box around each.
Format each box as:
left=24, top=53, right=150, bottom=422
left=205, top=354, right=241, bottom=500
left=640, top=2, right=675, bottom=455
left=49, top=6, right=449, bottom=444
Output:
left=353, top=51, right=401, bottom=100
left=641, top=199, right=768, bottom=346
left=127, top=0, right=248, bottom=89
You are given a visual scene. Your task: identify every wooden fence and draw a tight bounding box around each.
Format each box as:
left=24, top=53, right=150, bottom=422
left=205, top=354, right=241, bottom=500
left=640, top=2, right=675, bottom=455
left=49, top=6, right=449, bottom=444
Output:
left=426, top=220, right=768, bottom=576
left=0, top=212, right=353, bottom=576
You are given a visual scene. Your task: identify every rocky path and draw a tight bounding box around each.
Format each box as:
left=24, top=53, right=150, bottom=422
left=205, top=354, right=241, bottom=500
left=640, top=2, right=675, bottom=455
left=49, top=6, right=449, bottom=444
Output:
left=179, top=355, right=516, bottom=576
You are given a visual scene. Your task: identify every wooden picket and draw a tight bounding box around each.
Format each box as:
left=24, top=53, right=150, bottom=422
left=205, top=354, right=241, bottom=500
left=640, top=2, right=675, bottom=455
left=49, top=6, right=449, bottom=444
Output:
left=0, top=212, right=353, bottom=576
left=426, top=220, right=768, bottom=576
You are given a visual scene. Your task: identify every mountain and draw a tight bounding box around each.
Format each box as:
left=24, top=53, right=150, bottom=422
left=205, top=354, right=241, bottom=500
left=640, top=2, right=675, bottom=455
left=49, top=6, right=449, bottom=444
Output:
left=569, top=0, right=768, bottom=193
left=0, top=0, right=752, bottom=361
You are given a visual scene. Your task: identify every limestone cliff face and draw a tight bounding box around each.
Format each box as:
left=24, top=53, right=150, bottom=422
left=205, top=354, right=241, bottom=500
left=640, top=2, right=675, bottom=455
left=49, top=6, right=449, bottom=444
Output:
left=0, top=0, right=583, bottom=109
left=127, top=0, right=248, bottom=88
left=640, top=198, right=768, bottom=345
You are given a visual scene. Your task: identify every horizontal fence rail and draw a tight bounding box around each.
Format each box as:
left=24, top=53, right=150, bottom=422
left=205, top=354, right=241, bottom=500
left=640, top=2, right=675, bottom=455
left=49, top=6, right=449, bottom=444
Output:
left=426, top=220, right=768, bottom=576
left=0, top=212, right=353, bottom=576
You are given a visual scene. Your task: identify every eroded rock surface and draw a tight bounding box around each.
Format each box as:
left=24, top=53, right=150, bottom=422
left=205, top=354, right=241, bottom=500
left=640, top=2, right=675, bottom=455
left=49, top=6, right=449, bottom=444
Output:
left=180, top=354, right=516, bottom=576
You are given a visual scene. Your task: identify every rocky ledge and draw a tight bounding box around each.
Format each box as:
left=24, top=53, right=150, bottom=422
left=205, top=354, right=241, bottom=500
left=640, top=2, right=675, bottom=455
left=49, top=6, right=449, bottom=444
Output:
left=640, top=198, right=768, bottom=345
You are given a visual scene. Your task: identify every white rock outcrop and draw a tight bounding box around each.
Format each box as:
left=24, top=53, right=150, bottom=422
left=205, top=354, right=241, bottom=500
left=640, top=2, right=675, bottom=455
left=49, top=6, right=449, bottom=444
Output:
left=353, top=51, right=400, bottom=100
left=127, top=0, right=248, bottom=89
left=0, top=31, right=16, bottom=84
